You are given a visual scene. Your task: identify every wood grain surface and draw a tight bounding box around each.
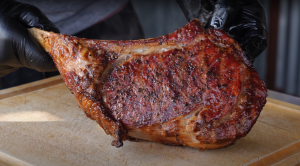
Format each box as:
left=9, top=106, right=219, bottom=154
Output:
left=0, top=76, right=299, bottom=166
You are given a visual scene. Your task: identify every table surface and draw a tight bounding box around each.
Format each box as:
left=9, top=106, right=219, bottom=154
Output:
left=0, top=76, right=299, bottom=166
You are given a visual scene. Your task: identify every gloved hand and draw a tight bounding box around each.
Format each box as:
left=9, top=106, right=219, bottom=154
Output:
left=176, top=0, right=268, bottom=62
left=0, top=0, right=60, bottom=77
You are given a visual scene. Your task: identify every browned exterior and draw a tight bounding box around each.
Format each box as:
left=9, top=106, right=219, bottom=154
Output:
left=29, top=19, right=267, bottom=150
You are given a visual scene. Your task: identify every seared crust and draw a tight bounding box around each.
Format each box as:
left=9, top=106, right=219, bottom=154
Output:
left=29, top=19, right=267, bottom=150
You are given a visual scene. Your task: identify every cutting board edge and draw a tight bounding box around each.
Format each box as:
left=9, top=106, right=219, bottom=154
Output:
left=247, top=141, right=300, bottom=166
left=0, top=151, right=32, bottom=166
left=0, top=75, right=64, bottom=100
left=266, top=98, right=300, bottom=114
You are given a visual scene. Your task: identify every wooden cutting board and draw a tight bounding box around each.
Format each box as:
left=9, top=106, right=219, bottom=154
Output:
left=0, top=76, right=299, bottom=166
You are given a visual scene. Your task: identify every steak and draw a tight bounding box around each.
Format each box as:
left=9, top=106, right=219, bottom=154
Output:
left=29, top=19, right=267, bottom=150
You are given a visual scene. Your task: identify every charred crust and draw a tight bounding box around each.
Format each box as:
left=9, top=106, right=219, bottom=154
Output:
left=46, top=18, right=267, bottom=150
left=111, top=137, right=123, bottom=148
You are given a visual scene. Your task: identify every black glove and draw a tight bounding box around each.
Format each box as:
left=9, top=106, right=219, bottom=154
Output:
left=0, top=0, right=60, bottom=77
left=176, top=0, right=268, bottom=62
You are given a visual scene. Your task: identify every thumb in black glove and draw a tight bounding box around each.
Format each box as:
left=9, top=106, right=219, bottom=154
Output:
left=176, top=0, right=268, bottom=62
left=0, top=0, right=60, bottom=77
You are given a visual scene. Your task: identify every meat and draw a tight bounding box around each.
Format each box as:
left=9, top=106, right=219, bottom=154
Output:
left=29, top=19, right=267, bottom=150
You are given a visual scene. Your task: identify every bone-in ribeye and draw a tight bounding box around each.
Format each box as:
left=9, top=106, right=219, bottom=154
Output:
left=29, top=19, right=267, bottom=150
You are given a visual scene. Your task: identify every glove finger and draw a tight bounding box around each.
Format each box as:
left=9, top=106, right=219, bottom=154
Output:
left=18, top=4, right=60, bottom=33
left=241, top=34, right=267, bottom=61
left=13, top=25, right=57, bottom=72
left=206, top=0, right=239, bottom=30
left=227, top=0, right=268, bottom=60
left=25, top=34, right=58, bottom=72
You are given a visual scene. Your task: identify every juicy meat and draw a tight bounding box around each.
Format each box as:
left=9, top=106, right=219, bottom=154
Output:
left=29, top=19, right=267, bottom=150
